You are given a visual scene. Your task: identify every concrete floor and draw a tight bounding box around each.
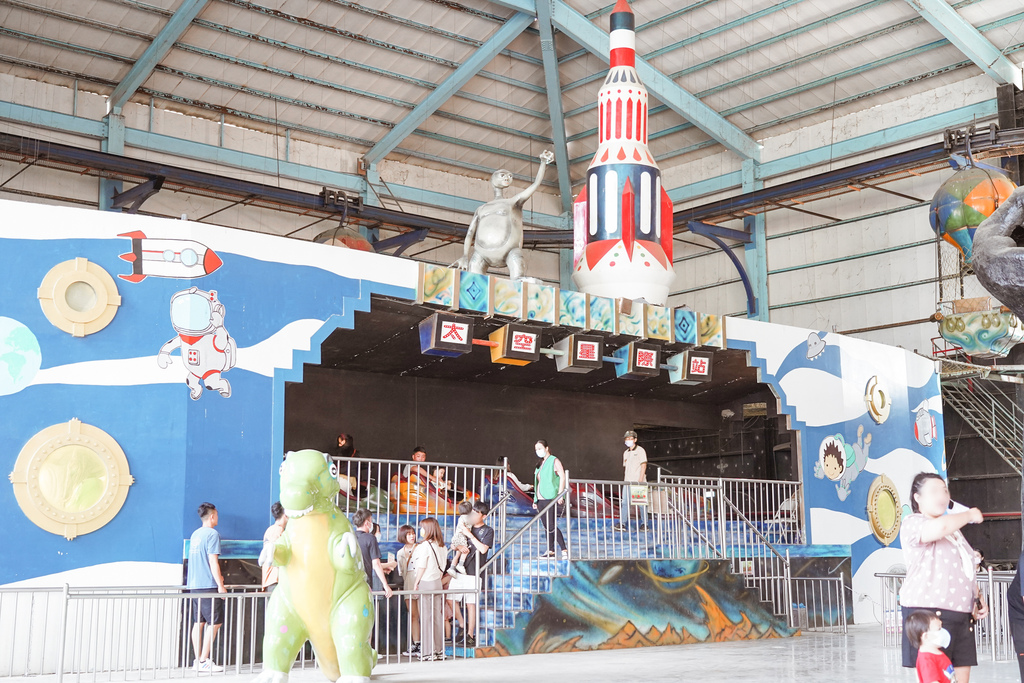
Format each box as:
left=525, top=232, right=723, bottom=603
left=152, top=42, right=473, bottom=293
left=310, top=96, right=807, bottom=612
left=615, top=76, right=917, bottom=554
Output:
left=317, top=626, right=1023, bottom=682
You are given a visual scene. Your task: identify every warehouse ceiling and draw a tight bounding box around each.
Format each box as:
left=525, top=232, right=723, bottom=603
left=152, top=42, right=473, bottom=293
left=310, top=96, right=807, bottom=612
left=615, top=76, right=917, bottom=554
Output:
left=0, top=0, right=1022, bottom=218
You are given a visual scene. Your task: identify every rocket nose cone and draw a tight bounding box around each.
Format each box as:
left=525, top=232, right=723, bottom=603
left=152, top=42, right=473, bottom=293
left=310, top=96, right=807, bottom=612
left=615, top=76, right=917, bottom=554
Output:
left=612, top=0, right=632, bottom=13
left=204, top=248, right=223, bottom=274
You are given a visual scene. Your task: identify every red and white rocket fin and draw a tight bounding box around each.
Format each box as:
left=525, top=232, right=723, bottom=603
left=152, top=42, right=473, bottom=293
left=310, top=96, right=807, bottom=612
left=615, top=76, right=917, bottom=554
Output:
left=621, top=177, right=636, bottom=261
left=203, top=249, right=223, bottom=274
left=585, top=241, right=617, bottom=270
left=118, top=273, right=146, bottom=283
left=119, top=253, right=137, bottom=262
left=118, top=230, right=146, bottom=239
left=660, top=188, right=674, bottom=263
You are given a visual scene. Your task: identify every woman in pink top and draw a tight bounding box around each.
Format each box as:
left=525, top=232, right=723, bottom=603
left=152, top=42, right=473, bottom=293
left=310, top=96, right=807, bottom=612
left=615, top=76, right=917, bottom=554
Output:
left=900, top=472, right=988, bottom=683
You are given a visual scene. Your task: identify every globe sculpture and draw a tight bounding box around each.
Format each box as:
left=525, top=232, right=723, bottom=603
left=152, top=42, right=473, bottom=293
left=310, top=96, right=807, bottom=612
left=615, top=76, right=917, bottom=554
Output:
left=929, top=166, right=1016, bottom=264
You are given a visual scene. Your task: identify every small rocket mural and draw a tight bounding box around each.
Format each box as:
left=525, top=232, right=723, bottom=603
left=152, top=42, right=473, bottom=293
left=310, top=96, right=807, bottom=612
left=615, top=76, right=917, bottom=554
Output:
left=571, top=0, right=675, bottom=305
left=118, top=231, right=223, bottom=282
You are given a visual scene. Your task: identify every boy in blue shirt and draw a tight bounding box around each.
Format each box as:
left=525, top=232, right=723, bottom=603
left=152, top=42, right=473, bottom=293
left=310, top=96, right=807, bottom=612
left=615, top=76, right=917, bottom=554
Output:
left=187, top=502, right=226, bottom=672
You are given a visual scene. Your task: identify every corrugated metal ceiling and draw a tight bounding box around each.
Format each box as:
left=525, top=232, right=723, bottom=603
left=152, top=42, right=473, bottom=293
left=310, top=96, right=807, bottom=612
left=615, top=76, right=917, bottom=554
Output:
left=0, top=0, right=1022, bottom=187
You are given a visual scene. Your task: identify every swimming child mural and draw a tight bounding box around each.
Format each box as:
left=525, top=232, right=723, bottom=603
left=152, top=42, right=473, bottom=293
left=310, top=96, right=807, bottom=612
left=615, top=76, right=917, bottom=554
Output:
left=814, top=425, right=872, bottom=502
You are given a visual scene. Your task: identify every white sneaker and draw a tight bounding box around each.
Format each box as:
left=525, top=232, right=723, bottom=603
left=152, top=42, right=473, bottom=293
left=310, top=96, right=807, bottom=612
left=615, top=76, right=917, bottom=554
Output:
left=195, top=660, right=223, bottom=673
left=446, top=567, right=457, bottom=577
left=455, top=565, right=467, bottom=574
left=561, top=550, right=569, bottom=560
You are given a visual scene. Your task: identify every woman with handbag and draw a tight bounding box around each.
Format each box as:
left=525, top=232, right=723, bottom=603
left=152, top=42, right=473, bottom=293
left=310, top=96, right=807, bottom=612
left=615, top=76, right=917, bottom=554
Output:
left=411, top=517, right=447, bottom=661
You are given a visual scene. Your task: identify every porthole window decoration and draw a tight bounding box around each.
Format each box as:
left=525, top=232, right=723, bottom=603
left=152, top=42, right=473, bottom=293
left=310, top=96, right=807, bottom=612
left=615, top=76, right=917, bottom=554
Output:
left=37, top=258, right=121, bottom=337
left=867, top=474, right=901, bottom=546
left=8, top=419, right=134, bottom=540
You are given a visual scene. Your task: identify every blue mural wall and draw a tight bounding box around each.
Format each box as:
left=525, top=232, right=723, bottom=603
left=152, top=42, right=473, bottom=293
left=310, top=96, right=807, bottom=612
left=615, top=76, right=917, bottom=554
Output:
left=725, top=318, right=945, bottom=622
left=0, top=199, right=942, bottom=604
left=0, top=199, right=415, bottom=584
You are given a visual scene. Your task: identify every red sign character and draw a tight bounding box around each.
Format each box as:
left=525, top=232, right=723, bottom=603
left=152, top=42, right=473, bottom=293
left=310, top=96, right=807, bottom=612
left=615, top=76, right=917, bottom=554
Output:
left=441, top=322, right=466, bottom=342
left=690, top=356, right=708, bottom=375
left=577, top=341, right=598, bottom=361
left=636, top=349, right=657, bottom=368
left=512, top=332, right=536, bottom=353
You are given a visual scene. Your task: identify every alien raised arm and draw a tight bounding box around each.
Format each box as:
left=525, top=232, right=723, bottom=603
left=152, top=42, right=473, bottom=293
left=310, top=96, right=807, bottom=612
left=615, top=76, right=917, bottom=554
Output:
left=973, top=186, right=1024, bottom=319
left=511, top=149, right=555, bottom=208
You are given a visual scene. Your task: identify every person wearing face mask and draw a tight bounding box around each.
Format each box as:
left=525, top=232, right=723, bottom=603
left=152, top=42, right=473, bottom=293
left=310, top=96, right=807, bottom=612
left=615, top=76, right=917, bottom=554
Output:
left=532, top=440, right=568, bottom=559
left=614, top=430, right=648, bottom=533
left=905, top=610, right=956, bottom=683
left=900, top=472, right=986, bottom=683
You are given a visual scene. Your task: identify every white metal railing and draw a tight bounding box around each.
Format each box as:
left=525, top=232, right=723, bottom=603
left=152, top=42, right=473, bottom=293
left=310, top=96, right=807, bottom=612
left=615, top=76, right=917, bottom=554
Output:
left=659, top=474, right=805, bottom=545
left=332, top=456, right=508, bottom=544
left=568, top=478, right=722, bottom=560
left=876, top=569, right=1014, bottom=660
left=0, top=584, right=485, bottom=681
left=789, top=576, right=847, bottom=633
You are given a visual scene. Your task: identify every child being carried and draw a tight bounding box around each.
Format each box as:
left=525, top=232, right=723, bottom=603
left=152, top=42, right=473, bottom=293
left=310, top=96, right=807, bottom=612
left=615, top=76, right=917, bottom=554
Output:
left=446, top=500, right=474, bottom=576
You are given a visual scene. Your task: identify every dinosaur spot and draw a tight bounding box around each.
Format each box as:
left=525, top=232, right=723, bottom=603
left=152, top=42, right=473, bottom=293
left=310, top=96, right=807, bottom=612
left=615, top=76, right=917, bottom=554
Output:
left=362, top=607, right=370, bottom=618
left=280, top=625, right=288, bottom=634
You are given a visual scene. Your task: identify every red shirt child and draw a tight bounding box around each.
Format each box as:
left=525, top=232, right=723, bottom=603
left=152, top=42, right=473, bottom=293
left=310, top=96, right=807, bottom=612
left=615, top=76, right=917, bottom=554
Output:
left=906, top=609, right=957, bottom=683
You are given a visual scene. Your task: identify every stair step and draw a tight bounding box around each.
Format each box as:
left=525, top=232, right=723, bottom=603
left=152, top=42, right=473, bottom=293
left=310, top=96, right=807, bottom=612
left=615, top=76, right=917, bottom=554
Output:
left=508, top=558, right=570, bottom=575
left=479, top=591, right=534, bottom=611
left=480, top=609, right=517, bottom=629
left=487, top=574, right=552, bottom=592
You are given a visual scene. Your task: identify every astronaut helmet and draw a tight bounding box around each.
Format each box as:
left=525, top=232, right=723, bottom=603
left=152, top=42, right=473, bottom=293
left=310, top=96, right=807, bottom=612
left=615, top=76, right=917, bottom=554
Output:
left=169, top=287, right=223, bottom=335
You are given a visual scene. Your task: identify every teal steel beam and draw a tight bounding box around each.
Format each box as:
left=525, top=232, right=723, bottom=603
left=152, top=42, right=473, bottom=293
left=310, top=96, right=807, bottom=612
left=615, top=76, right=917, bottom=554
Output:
left=0, top=99, right=569, bottom=229
left=561, top=0, right=991, bottom=123
left=546, top=0, right=760, bottom=160
left=741, top=160, right=768, bottom=321
left=107, top=0, right=209, bottom=111
left=536, top=0, right=573, bottom=213
left=362, top=12, right=535, bottom=166
left=667, top=98, right=998, bottom=204
left=0, top=53, right=554, bottom=189
left=902, top=0, right=1022, bottom=89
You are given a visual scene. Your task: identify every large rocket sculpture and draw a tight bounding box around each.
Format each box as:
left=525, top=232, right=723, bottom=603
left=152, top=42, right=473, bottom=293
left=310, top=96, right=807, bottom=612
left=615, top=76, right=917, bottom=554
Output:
left=571, top=0, right=675, bottom=305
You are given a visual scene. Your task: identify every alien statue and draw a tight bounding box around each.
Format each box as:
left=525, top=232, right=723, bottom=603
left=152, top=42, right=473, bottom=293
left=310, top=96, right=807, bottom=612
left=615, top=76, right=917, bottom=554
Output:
left=455, top=150, right=555, bottom=280
left=973, top=185, right=1024, bottom=320
left=255, top=450, right=375, bottom=683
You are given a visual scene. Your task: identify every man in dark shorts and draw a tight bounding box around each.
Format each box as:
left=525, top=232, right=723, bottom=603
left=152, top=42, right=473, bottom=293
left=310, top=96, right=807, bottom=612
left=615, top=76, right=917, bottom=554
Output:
left=447, top=501, right=494, bottom=647
left=187, top=502, right=226, bottom=672
left=352, top=508, right=393, bottom=598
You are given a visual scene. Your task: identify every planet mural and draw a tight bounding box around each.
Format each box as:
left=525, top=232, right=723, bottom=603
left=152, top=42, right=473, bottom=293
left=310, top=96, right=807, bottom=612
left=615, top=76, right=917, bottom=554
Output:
left=0, top=317, right=41, bottom=396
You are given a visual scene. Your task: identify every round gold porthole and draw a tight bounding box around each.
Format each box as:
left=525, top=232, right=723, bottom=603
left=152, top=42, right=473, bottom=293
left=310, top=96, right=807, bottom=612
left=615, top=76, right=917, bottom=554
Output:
left=865, top=375, right=891, bottom=424
left=867, top=474, right=901, bottom=546
left=37, top=258, right=121, bottom=337
left=8, top=419, right=134, bottom=540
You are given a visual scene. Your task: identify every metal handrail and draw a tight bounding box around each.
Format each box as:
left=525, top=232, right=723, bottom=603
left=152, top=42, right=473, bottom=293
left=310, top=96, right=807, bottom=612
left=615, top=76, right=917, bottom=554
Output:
left=722, top=497, right=788, bottom=563
left=477, top=485, right=569, bottom=576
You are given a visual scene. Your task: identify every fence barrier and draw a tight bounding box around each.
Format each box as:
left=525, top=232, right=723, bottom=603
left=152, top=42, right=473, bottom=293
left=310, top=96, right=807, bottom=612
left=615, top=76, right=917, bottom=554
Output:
left=876, top=569, right=1014, bottom=661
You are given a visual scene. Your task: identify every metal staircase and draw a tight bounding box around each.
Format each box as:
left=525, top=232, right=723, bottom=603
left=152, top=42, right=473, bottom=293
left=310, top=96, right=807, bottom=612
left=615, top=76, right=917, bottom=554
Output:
left=942, top=377, right=1024, bottom=475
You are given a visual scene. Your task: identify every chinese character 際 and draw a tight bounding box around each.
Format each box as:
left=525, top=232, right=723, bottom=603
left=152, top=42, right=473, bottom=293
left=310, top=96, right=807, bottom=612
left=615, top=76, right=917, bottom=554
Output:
left=637, top=349, right=656, bottom=368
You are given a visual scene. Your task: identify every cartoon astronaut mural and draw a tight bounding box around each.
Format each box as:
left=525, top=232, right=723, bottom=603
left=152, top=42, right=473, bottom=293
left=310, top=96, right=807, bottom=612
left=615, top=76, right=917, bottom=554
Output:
left=814, top=425, right=872, bottom=502
left=157, top=287, right=237, bottom=400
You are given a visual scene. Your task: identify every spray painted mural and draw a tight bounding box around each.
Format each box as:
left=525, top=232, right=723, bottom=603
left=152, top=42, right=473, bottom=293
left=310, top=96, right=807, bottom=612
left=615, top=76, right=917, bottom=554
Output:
left=476, top=559, right=795, bottom=657
left=726, top=318, right=945, bottom=623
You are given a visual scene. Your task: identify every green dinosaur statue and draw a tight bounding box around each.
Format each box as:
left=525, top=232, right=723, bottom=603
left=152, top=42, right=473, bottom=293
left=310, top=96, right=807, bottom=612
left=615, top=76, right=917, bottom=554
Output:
left=256, top=449, right=375, bottom=683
